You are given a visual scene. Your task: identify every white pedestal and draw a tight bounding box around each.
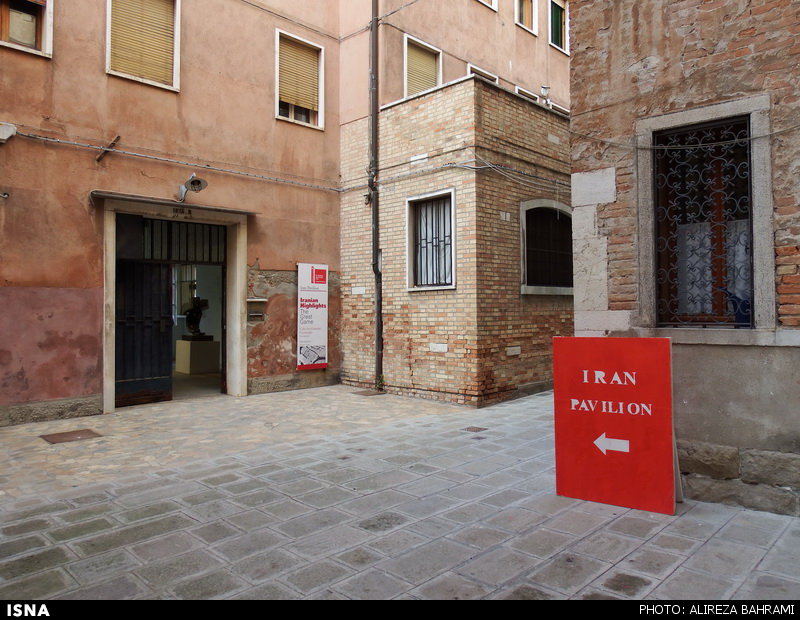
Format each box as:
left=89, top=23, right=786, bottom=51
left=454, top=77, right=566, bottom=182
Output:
left=175, top=339, right=220, bottom=375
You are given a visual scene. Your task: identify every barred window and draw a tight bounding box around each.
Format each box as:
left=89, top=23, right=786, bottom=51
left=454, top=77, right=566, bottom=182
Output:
left=654, top=117, right=753, bottom=327
left=525, top=207, right=572, bottom=288
left=411, top=194, right=453, bottom=288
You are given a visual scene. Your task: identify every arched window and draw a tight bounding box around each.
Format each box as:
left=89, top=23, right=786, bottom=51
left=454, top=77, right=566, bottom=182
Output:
left=521, top=201, right=572, bottom=293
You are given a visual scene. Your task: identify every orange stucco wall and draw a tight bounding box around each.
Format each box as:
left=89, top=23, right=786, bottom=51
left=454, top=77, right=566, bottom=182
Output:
left=0, top=0, right=342, bottom=410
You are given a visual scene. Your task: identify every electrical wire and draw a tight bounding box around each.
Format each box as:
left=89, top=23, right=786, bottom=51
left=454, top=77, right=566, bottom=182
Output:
left=15, top=130, right=342, bottom=193
left=570, top=121, right=800, bottom=152
left=236, top=0, right=339, bottom=41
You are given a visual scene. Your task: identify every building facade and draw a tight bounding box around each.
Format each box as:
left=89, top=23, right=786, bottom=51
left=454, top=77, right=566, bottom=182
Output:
left=0, top=0, right=573, bottom=425
left=570, top=0, right=800, bottom=514
left=340, top=0, right=574, bottom=405
left=0, top=0, right=343, bottom=424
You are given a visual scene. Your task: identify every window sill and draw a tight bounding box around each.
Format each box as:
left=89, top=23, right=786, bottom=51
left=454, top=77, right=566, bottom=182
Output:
left=276, top=115, right=324, bottom=131
left=107, top=70, right=179, bottom=92
left=629, top=327, right=788, bottom=347
left=549, top=42, right=570, bottom=56
left=0, top=40, right=51, bottom=58
left=521, top=285, right=573, bottom=296
left=515, top=23, right=538, bottom=36
left=407, top=284, right=456, bottom=293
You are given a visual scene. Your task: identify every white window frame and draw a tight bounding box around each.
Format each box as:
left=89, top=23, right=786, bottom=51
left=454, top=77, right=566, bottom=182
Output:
left=515, top=0, right=538, bottom=36
left=548, top=0, right=569, bottom=55
left=0, top=0, right=54, bottom=58
left=403, top=33, right=442, bottom=99
left=515, top=86, right=540, bottom=103
left=467, top=63, right=499, bottom=84
left=406, top=188, right=457, bottom=292
left=475, top=0, right=498, bottom=10
left=275, top=28, right=325, bottom=130
left=105, top=0, right=182, bottom=91
left=520, top=198, right=573, bottom=296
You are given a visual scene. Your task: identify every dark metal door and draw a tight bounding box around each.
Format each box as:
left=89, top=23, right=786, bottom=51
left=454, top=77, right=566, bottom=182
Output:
left=115, top=261, right=174, bottom=407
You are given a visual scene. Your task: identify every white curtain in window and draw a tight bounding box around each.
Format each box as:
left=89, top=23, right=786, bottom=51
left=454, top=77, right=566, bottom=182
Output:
left=676, top=220, right=750, bottom=316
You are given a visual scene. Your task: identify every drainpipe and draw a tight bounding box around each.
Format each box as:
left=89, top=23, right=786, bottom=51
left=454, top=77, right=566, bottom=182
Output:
left=369, top=0, right=384, bottom=389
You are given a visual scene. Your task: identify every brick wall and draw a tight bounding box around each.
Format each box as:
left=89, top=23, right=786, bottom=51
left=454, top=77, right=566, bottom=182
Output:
left=340, top=79, right=573, bottom=404
left=571, top=0, right=800, bottom=329
left=570, top=0, right=800, bottom=514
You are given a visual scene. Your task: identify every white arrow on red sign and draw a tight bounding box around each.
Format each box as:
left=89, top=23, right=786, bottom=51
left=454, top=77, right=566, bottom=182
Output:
left=594, top=433, right=630, bottom=455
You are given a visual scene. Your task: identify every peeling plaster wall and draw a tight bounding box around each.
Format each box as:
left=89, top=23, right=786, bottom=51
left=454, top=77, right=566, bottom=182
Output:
left=0, top=0, right=342, bottom=423
left=247, top=267, right=341, bottom=394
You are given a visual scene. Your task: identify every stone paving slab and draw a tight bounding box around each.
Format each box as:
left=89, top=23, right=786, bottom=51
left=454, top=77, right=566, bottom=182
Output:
left=0, top=386, right=798, bottom=600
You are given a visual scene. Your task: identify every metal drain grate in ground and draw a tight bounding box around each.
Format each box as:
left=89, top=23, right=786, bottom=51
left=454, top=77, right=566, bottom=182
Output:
left=462, top=426, right=488, bottom=433
left=40, top=429, right=102, bottom=444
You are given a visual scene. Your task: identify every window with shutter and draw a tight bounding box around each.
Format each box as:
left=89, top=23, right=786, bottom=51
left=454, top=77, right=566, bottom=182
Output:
left=516, top=0, right=537, bottom=34
left=468, top=64, right=498, bottom=84
left=277, top=32, right=322, bottom=127
left=108, top=0, right=178, bottom=89
left=549, top=0, right=568, bottom=52
left=405, top=38, right=440, bottom=98
left=1, top=0, right=51, bottom=54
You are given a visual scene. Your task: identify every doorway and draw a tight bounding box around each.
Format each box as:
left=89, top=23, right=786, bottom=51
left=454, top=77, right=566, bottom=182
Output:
left=115, top=215, right=227, bottom=407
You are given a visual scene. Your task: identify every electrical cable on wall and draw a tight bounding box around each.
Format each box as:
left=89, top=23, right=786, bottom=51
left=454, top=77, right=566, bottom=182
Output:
left=14, top=130, right=341, bottom=194
left=570, top=122, right=800, bottom=152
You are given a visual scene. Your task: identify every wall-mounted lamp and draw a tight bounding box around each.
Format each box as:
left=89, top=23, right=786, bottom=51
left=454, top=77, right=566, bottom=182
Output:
left=0, top=122, right=17, bottom=144
left=540, top=85, right=552, bottom=107
left=177, top=173, right=208, bottom=202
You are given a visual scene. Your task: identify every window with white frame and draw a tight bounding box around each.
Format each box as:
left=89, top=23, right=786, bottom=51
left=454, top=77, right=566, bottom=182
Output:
left=521, top=201, right=572, bottom=293
left=468, top=63, right=499, bottom=84
left=409, top=192, right=454, bottom=289
left=0, top=0, right=53, bottom=56
left=516, top=86, right=540, bottom=103
left=107, top=0, right=180, bottom=89
left=405, top=36, right=440, bottom=98
left=549, top=0, right=568, bottom=53
left=515, top=0, right=537, bottom=35
left=277, top=31, right=323, bottom=128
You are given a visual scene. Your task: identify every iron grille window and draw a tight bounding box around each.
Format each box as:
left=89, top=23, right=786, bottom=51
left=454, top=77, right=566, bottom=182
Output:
left=653, top=116, right=753, bottom=327
left=142, top=219, right=226, bottom=264
left=412, top=195, right=453, bottom=287
left=525, top=208, right=572, bottom=288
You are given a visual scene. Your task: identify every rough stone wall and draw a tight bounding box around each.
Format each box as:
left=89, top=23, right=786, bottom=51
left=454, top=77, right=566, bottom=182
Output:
left=570, top=0, right=800, bottom=514
left=340, top=79, right=573, bottom=405
left=247, top=266, right=341, bottom=394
